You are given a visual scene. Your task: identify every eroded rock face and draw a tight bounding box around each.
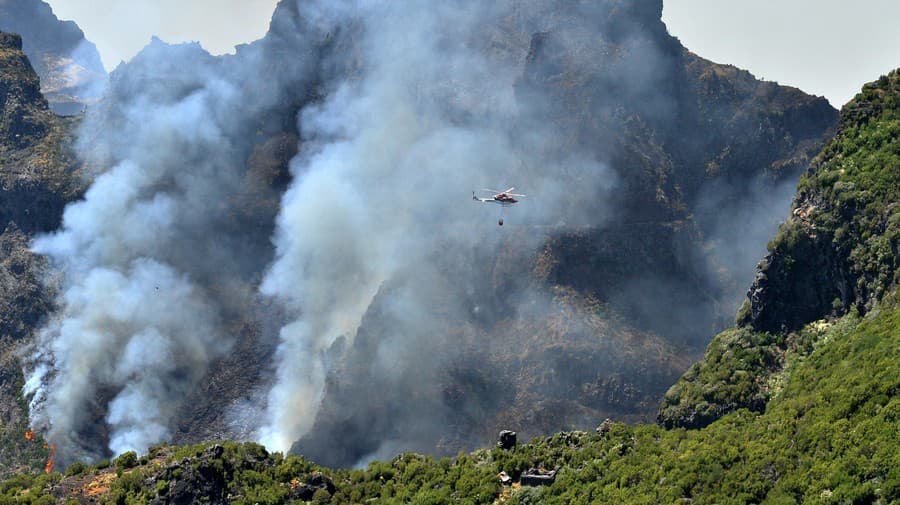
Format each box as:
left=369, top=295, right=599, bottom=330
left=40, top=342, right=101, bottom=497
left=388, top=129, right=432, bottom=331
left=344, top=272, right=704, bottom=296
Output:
left=0, top=31, right=80, bottom=476
left=0, top=224, right=49, bottom=432
left=0, top=31, right=79, bottom=234
left=0, top=224, right=50, bottom=343
left=0, top=32, right=50, bottom=148
left=743, top=222, right=847, bottom=334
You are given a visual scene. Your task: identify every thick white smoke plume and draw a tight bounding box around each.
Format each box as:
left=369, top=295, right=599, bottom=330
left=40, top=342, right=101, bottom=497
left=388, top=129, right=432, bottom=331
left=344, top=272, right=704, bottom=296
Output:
left=256, top=0, right=566, bottom=451
left=22, top=0, right=799, bottom=464
left=23, top=0, right=615, bottom=459
left=25, top=259, right=218, bottom=457
left=23, top=31, right=321, bottom=461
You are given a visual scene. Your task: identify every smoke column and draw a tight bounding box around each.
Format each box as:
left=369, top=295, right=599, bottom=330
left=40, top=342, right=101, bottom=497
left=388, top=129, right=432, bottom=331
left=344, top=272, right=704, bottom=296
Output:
left=256, top=0, right=588, bottom=451
left=20, top=0, right=813, bottom=464
left=22, top=28, right=321, bottom=461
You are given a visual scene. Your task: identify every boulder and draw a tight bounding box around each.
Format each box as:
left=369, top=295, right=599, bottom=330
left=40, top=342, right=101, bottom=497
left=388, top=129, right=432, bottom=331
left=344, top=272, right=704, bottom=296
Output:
left=498, top=430, right=517, bottom=450
left=595, top=418, right=613, bottom=436
left=520, top=468, right=557, bottom=487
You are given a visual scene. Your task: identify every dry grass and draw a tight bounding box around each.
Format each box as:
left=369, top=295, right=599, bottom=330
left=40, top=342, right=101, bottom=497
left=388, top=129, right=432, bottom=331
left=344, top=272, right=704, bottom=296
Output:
left=82, top=471, right=117, bottom=498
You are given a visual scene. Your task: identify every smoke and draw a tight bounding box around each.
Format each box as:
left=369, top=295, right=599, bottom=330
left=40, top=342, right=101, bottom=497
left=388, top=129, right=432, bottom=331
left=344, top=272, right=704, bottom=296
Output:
left=255, top=0, right=694, bottom=456
left=258, top=0, right=831, bottom=465
left=256, top=1, right=531, bottom=451
left=696, top=172, right=802, bottom=313
left=24, top=259, right=219, bottom=457
left=20, top=0, right=830, bottom=465
left=23, top=22, right=322, bottom=462
left=66, top=38, right=109, bottom=100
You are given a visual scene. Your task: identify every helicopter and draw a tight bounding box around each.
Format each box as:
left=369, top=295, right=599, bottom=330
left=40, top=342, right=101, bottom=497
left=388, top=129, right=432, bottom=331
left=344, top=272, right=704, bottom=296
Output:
left=472, top=187, right=525, bottom=226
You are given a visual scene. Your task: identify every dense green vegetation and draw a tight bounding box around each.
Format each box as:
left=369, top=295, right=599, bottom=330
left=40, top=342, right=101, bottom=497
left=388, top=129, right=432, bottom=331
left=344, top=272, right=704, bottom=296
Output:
left=796, top=72, right=900, bottom=307
left=2, top=304, right=898, bottom=503
left=758, top=69, right=900, bottom=322
left=657, top=314, right=858, bottom=430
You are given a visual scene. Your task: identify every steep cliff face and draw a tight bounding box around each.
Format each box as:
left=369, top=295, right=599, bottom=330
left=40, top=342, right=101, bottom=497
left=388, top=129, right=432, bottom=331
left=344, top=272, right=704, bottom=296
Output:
left=659, top=69, right=900, bottom=429
left=0, top=0, right=106, bottom=115
left=745, top=72, right=900, bottom=332
left=0, top=32, right=79, bottom=475
left=0, top=32, right=80, bottom=234
left=293, top=1, right=838, bottom=466
left=0, top=32, right=49, bottom=149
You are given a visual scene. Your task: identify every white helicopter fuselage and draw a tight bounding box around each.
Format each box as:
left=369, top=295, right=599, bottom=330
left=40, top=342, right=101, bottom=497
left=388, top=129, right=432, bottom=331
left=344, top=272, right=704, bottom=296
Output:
left=474, top=197, right=517, bottom=207
left=472, top=190, right=520, bottom=207
left=473, top=188, right=524, bottom=226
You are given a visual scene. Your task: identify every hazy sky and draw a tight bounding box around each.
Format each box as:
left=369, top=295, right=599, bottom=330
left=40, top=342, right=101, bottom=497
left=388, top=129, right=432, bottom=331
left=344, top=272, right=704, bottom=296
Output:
left=46, top=0, right=280, bottom=69
left=45, top=0, right=900, bottom=107
left=664, top=0, right=900, bottom=107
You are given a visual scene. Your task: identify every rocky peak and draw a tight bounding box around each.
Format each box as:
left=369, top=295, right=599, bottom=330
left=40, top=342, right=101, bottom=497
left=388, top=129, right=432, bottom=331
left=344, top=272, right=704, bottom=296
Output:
left=289, top=1, right=838, bottom=466
left=742, top=69, right=900, bottom=333
left=0, top=31, right=50, bottom=149
left=0, top=32, right=20, bottom=50
left=0, top=0, right=107, bottom=115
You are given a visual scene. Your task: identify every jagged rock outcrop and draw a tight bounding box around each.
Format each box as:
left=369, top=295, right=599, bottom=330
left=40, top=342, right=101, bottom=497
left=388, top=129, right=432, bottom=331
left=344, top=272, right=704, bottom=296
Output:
left=0, top=0, right=106, bottom=115
left=0, top=32, right=50, bottom=148
left=659, top=69, right=900, bottom=429
left=0, top=31, right=80, bottom=233
left=743, top=228, right=847, bottom=334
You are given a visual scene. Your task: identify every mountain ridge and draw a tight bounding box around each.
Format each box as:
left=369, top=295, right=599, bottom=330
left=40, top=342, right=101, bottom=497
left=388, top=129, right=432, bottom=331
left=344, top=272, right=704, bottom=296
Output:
left=1, top=2, right=899, bottom=502
left=0, top=0, right=106, bottom=115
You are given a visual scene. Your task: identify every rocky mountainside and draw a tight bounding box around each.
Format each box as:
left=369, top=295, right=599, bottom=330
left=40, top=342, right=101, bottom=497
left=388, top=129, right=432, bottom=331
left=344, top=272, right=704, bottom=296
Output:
left=294, top=0, right=838, bottom=466
left=659, top=69, right=900, bottom=429
left=0, top=32, right=80, bottom=232
left=0, top=31, right=80, bottom=476
left=2, top=0, right=837, bottom=469
left=0, top=0, right=106, bottom=115
left=8, top=68, right=899, bottom=505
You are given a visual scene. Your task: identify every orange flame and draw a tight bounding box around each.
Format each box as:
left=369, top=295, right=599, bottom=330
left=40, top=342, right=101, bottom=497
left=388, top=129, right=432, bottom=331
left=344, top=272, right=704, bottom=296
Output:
left=24, top=430, right=35, bottom=441
left=44, top=444, right=56, bottom=474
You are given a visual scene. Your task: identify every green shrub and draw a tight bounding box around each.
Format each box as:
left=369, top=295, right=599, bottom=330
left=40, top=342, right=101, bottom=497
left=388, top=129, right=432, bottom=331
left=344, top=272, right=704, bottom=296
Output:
left=114, top=451, right=138, bottom=471
left=64, top=461, right=88, bottom=477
